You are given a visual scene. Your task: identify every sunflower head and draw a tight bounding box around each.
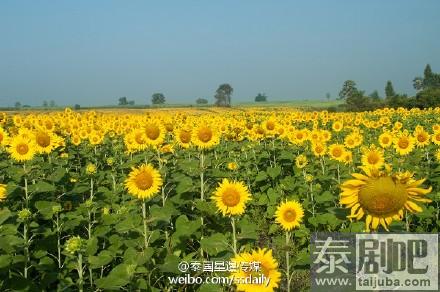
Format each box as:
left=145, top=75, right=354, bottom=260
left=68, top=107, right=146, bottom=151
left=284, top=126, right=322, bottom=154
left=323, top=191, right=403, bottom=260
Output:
left=340, top=167, right=432, bottom=232
left=275, top=200, right=304, bottom=231
left=125, top=164, right=163, bottom=200
left=230, top=248, right=281, bottom=292
left=8, top=136, right=36, bottom=162
left=211, top=179, right=251, bottom=216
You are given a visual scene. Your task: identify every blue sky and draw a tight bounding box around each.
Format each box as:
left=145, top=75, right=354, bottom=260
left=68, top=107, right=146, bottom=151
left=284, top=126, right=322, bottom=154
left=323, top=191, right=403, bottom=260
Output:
left=0, top=0, right=439, bottom=106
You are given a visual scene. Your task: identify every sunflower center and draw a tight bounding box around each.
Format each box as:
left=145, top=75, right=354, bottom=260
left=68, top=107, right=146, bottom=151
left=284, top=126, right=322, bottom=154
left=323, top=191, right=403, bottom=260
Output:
left=180, top=130, right=191, bottom=143
left=417, top=134, right=427, bottom=142
left=283, top=209, right=297, bottom=222
left=17, top=143, right=29, bottom=155
left=367, top=153, right=380, bottom=164
left=145, top=125, right=160, bottom=140
left=266, top=121, right=275, bottom=130
left=198, top=127, right=213, bottom=142
left=135, top=133, right=145, bottom=144
left=358, top=176, right=407, bottom=216
left=221, top=188, right=241, bottom=207
left=36, top=132, right=51, bottom=147
left=382, top=137, right=390, bottom=144
left=134, top=171, right=153, bottom=190
left=398, top=138, right=409, bottom=149
left=332, top=148, right=342, bottom=157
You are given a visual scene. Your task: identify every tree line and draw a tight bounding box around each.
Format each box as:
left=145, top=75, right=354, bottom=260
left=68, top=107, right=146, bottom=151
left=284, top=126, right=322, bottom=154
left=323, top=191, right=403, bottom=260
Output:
left=337, top=64, right=440, bottom=111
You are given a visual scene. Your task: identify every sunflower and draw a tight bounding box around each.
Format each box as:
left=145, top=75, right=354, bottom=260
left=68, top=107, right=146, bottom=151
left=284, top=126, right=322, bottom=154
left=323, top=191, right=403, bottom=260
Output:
left=0, top=183, right=7, bottom=201
left=378, top=131, right=393, bottom=148
left=275, top=200, right=304, bottom=231
left=227, top=162, right=238, bottom=170
left=340, top=167, right=432, bottom=231
left=328, top=144, right=346, bottom=162
left=34, top=130, right=62, bottom=154
left=175, top=128, right=192, bottom=148
left=393, top=132, right=415, bottom=155
left=432, top=131, right=440, bottom=146
left=0, top=127, right=9, bottom=146
left=86, top=163, right=97, bottom=175
left=311, top=142, right=327, bottom=157
left=192, top=124, right=220, bottom=149
left=413, top=128, right=430, bottom=147
left=332, top=120, right=343, bottom=132
left=144, top=121, right=166, bottom=147
left=230, top=248, right=281, bottom=292
left=8, top=136, right=36, bottom=162
left=211, top=179, right=251, bottom=216
left=295, top=154, right=308, bottom=168
left=125, top=164, right=163, bottom=200
left=361, top=145, right=384, bottom=168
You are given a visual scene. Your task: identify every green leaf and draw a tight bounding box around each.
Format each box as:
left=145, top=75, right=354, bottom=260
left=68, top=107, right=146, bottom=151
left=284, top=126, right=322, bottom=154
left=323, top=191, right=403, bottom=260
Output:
left=150, top=202, right=178, bottom=223
left=315, top=191, right=334, bottom=203
left=88, top=250, right=114, bottom=269
left=255, top=171, right=267, bottom=182
left=0, top=208, right=12, bottom=225
left=47, top=167, right=67, bottom=183
left=267, top=166, right=281, bottom=179
left=95, top=263, right=136, bottom=289
left=0, top=254, right=11, bottom=269
left=159, top=254, right=181, bottom=274
left=237, top=218, right=258, bottom=240
left=200, top=233, right=229, bottom=256
left=35, top=201, right=61, bottom=220
left=86, top=237, right=99, bottom=256
left=27, top=181, right=56, bottom=194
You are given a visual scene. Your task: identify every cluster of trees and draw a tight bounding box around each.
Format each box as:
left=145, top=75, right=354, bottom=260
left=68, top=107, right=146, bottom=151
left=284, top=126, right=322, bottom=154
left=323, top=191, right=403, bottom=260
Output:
left=338, top=64, right=440, bottom=111
left=118, top=97, right=135, bottom=106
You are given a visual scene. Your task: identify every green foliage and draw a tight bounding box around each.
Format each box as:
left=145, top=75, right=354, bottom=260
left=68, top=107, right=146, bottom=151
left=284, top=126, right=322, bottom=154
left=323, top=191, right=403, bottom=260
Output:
left=255, top=93, right=267, bottom=102
left=196, top=98, right=208, bottom=104
left=214, top=83, right=233, bottom=106
left=152, top=93, right=166, bottom=105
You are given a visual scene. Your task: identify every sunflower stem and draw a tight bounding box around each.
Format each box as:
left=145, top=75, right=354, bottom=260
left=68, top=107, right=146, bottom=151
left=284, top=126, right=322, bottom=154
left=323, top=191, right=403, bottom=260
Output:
left=286, top=231, right=291, bottom=292
left=23, top=163, right=29, bottom=208
left=77, top=253, right=84, bottom=292
left=231, top=217, right=237, bottom=254
left=200, top=151, right=205, bottom=258
left=142, top=200, right=149, bottom=249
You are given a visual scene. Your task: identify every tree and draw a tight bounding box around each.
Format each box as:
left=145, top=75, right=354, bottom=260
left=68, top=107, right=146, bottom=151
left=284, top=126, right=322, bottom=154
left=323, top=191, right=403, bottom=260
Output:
left=385, top=81, right=396, bottom=99
left=49, top=100, right=56, bottom=107
left=151, top=93, right=166, bottom=105
left=196, top=98, right=208, bottom=104
left=369, top=90, right=380, bottom=101
left=415, top=87, right=440, bottom=109
left=214, top=83, right=233, bottom=106
left=118, top=97, right=128, bottom=106
left=128, top=100, right=135, bottom=106
left=255, top=93, right=267, bottom=102
left=74, top=104, right=81, bottom=110
left=15, top=102, right=22, bottom=109
left=413, top=77, right=424, bottom=91
left=325, top=92, right=331, bottom=101
left=338, top=80, right=357, bottom=100
left=43, top=100, right=48, bottom=107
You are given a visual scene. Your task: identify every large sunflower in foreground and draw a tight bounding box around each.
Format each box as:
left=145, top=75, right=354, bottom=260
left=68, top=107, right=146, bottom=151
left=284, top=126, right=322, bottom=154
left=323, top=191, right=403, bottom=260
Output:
left=230, top=248, right=281, bottom=292
left=125, top=164, right=163, bottom=200
left=7, top=136, right=36, bottom=162
left=275, top=200, right=304, bottom=231
left=211, top=179, right=251, bottom=216
left=340, top=167, right=432, bottom=231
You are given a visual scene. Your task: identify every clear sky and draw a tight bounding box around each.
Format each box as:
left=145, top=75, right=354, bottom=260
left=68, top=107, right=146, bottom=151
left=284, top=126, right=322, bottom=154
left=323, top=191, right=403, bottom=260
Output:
left=1, top=0, right=439, bottom=107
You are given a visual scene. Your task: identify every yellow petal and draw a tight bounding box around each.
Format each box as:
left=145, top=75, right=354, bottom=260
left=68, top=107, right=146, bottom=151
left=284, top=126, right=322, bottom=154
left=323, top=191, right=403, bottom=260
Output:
left=379, top=218, right=389, bottom=231
left=372, top=217, right=380, bottom=230
left=407, top=187, right=432, bottom=195
left=365, top=215, right=372, bottom=231
left=405, top=201, right=422, bottom=213
left=340, top=195, right=358, bottom=205
left=342, top=179, right=367, bottom=187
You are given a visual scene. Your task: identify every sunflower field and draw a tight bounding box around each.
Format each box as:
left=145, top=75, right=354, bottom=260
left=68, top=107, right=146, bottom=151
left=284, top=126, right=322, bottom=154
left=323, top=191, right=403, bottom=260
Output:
left=0, top=107, right=439, bottom=291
